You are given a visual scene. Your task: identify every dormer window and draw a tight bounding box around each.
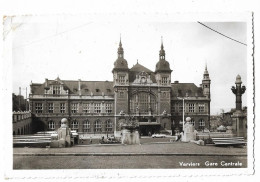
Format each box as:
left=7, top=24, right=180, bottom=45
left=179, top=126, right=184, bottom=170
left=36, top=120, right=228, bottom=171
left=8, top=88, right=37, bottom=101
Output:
left=53, top=86, right=60, bottom=95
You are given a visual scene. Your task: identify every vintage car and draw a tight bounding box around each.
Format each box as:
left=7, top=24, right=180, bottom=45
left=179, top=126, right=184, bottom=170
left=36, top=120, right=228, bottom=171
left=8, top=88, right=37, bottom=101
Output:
left=151, top=133, right=167, bottom=138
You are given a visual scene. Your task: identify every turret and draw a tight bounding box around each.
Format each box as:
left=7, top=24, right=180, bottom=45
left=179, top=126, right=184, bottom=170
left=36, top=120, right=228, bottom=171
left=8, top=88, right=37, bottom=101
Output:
left=155, top=38, right=172, bottom=86
left=112, top=37, right=129, bottom=86
left=202, top=64, right=211, bottom=98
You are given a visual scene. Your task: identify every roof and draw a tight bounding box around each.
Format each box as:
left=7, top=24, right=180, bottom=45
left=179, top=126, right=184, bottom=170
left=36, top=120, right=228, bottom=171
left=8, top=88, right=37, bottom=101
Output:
left=130, top=63, right=153, bottom=73
left=31, top=79, right=114, bottom=96
left=155, top=60, right=172, bottom=73
left=171, top=83, right=204, bottom=97
left=113, top=57, right=129, bottom=72
left=129, top=63, right=156, bottom=83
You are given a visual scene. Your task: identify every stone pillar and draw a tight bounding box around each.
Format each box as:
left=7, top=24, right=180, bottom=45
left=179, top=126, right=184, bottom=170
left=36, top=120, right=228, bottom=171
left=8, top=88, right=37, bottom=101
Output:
left=231, top=75, right=247, bottom=138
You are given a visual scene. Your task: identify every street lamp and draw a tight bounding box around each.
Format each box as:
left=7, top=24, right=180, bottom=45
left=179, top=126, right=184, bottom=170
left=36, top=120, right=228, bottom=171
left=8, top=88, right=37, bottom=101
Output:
left=182, top=98, right=185, bottom=130
left=177, top=97, right=188, bottom=131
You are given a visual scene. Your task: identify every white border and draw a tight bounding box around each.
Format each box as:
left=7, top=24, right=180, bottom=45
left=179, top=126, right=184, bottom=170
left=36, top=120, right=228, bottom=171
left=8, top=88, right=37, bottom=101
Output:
left=0, top=0, right=258, bottom=181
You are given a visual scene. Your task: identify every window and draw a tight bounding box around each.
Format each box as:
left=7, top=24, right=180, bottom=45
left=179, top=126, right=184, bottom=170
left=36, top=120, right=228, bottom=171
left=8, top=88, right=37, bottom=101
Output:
left=48, top=121, right=55, bottom=130
left=94, top=120, right=102, bottom=132
left=71, top=121, right=79, bottom=131
left=35, top=103, right=43, bottom=113
left=199, top=119, right=205, bottom=130
left=53, top=86, right=60, bottom=95
left=83, top=120, right=90, bottom=132
left=199, top=104, right=205, bottom=112
left=94, top=103, right=101, bottom=113
left=48, top=103, right=54, bottom=113
left=130, top=92, right=156, bottom=114
left=96, top=89, right=100, bottom=92
left=162, top=77, right=168, bottom=85
left=105, top=103, right=112, bottom=113
left=105, top=120, right=113, bottom=132
left=71, top=103, right=78, bottom=113
left=190, top=119, right=195, bottom=126
left=179, top=103, right=183, bottom=113
left=83, top=103, right=91, bottom=113
left=60, top=103, right=65, bottom=113
left=171, top=102, right=176, bottom=113
left=188, top=103, right=195, bottom=113
left=118, top=75, right=125, bottom=84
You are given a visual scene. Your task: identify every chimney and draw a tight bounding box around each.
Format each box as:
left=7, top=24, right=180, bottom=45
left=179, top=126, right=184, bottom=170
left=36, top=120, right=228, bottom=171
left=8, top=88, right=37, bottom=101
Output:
left=78, top=79, right=81, bottom=95
left=45, top=78, right=48, bottom=88
left=174, top=81, right=179, bottom=84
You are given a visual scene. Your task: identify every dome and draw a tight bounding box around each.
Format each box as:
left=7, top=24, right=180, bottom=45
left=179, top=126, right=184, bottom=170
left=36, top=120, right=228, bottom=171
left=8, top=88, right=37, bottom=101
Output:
left=113, top=57, right=129, bottom=72
left=235, top=74, right=242, bottom=84
left=155, top=59, right=172, bottom=73
left=112, top=38, right=129, bottom=72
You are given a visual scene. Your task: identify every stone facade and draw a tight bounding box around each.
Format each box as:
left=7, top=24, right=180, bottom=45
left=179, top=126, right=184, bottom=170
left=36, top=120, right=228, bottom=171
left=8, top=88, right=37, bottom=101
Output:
left=29, top=39, right=211, bottom=135
left=13, top=111, right=32, bottom=135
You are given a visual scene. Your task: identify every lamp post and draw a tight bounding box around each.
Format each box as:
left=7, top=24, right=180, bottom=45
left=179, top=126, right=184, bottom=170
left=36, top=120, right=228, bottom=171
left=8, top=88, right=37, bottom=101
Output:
left=182, top=98, right=185, bottom=130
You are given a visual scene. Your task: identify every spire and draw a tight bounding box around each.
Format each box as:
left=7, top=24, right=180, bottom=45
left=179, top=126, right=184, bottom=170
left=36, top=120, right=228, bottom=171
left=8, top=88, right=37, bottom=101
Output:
left=203, top=64, right=210, bottom=80
left=161, top=36, right=164, bottom=49
left=159, top=36, right=165, bottom=60
left=117, top=35, right=124, bottom=58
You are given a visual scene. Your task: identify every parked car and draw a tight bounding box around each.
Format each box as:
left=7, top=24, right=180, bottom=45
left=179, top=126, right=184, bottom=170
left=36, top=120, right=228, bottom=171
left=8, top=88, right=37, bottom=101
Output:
left=151, top=133, right=166, bottom=138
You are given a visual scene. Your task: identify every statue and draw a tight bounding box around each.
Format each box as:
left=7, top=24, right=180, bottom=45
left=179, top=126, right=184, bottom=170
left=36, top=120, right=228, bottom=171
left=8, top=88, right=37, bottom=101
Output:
left=181, top=117, right=195, bottom=142
left=57, top=118, right=72, bottom=147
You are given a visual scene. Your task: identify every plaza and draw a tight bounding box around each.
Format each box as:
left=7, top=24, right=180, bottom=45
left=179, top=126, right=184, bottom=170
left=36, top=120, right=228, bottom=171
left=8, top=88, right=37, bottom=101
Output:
left=13, top=137, right=247, bottom=169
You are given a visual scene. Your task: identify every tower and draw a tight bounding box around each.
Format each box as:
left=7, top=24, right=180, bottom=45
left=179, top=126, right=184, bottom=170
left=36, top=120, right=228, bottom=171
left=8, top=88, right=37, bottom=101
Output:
left=154, top=38, right=172, bottom=132
left=112, top=38, right=129, bottom=136
left=155, top=38, right=172, bottom=86
left=202, top=64, right=211, bottom=99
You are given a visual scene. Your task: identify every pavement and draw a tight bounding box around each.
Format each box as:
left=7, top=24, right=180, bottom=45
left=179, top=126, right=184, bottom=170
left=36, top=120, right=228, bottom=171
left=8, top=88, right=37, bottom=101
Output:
left=13, top=138, right=247, bottom=169
left=13, top=138, right=247, bottom=156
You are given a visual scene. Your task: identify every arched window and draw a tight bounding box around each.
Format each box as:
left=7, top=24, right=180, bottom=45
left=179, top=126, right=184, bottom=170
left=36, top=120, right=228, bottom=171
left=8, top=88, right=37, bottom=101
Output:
left=48, top=121, right=55, bottom=130
left=83, top=120, right=90, bottom=132
left=190, top=119, right=195, bottom=126
left=71, top=121, right=79, bottom=131
left=17, top=129, right=20, bottom=135
left=130, top=92, right=156, bottom=114
left=199, top=119, right=205, bottom=130
left=94, top=120, right=102, bottom=132
left=105, top=120, right=113, bottom=132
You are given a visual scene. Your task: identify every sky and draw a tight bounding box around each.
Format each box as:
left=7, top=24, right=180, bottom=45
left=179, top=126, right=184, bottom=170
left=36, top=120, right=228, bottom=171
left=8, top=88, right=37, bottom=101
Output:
left=8, top=15, right=248, bottom=115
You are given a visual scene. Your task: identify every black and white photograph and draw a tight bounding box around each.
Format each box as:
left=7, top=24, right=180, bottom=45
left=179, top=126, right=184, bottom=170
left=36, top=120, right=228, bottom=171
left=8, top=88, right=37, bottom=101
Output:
left=1, top=2, right=257, bottom=181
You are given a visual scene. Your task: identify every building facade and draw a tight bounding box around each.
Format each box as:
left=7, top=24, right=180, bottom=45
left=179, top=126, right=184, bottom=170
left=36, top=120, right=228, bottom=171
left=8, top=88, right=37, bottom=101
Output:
left=29, top=39, right=211, bottom=136
left=13, top=111, right=32, bottom=135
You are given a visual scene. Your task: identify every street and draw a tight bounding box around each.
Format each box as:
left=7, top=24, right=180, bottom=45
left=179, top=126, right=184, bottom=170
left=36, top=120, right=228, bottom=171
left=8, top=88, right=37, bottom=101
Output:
left=13, top=155, right=247, bottom=169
